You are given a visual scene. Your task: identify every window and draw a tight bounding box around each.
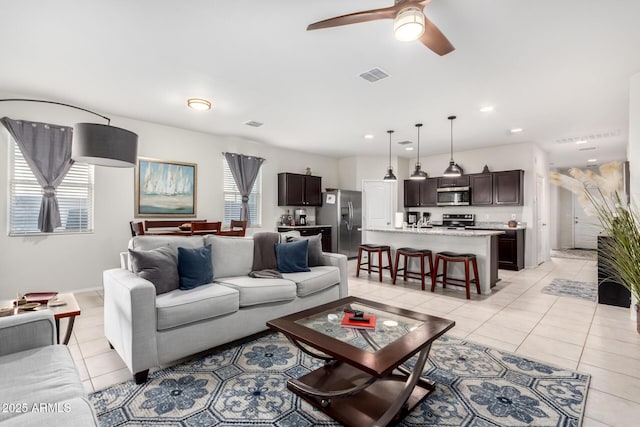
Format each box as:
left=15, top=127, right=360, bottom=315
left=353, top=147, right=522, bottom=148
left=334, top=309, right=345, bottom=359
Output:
left=223, top=158, right=261, bottom=227
left=8, top=137, right=94, bottom=235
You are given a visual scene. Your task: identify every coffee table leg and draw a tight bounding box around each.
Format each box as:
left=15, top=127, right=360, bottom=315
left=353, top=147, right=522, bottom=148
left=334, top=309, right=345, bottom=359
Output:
left=55, top=318, right=61, bottom=344
left=375, top=343, right=432, bottom=427
left=285, top=336, right=334, bottom=362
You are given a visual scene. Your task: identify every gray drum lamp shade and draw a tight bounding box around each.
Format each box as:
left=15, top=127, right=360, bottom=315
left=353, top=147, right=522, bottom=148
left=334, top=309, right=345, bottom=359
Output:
left=72, top=123, right=138, bottom=167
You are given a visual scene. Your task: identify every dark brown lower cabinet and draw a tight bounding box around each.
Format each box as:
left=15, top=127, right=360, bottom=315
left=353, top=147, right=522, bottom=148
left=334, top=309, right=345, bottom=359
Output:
left=476, top=228, right=524, bottom=270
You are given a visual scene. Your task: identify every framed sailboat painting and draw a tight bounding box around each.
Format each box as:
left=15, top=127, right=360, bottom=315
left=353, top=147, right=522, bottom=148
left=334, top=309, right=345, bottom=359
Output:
left=135, top=158, right=197, bottom=217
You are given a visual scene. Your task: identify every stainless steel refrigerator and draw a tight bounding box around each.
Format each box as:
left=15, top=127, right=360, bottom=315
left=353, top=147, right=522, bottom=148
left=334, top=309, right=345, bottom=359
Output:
left=316, top=190, right=362, bottom=259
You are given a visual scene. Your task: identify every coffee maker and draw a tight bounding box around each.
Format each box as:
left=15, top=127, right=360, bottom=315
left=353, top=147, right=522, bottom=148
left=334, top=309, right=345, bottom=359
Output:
left=294, top=209, right=307, bottom=225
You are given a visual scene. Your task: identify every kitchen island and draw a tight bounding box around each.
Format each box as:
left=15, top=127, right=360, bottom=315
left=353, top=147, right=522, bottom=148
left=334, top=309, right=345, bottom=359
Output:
left=361, top=227, right=504, bottom=294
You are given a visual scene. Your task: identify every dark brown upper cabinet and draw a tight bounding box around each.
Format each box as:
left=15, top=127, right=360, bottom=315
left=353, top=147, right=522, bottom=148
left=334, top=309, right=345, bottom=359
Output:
left=404, top=178, right=438, bottom=207
left=493, top=170, right=524, bottom=205
left=278, top=173, right=322, bottom=206
left=437, top=175, right=470, bottom=188
left=469, top=173, right=493, bottom=205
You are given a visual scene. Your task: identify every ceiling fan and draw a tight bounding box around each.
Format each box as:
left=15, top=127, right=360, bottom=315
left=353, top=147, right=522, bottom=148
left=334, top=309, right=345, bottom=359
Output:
left=307, top=0, right=454, bottom=56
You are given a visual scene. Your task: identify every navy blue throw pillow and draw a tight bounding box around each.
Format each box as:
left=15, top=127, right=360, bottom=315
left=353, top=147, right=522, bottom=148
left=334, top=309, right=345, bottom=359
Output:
left=178, top=244, right=213, bottom=290
left=276, top=239, right=310, bottom=273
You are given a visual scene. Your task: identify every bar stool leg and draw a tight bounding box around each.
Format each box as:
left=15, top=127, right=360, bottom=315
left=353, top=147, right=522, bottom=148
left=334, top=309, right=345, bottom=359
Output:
left=472, top=258, right=481, bottom=295
left=356, top=247, right=363, bottom=277
left=392, top=250, right=400, bottom=285
left=427, top=253, right=435, bottom=290
left=419, top=253, right=425, bottom=291
left=387, top=249, right=393, bottom=280
left=442, top=259, right=448, bottom=289
left=378, top=249, right=383, bottom=282
left=464, top=258, right=471, bottom=299
left=431, top=256, right=440, bottom=292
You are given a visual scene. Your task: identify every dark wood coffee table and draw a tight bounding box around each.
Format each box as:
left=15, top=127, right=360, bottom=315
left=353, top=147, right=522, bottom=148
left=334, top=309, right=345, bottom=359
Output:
left=267, top=296, right=455, bottom=427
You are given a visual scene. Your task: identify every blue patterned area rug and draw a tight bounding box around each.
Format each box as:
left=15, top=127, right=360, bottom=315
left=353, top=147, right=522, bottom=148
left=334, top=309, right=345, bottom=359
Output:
left=542, top=279, right=598, bottom=302
left=89, top=332, right=590, bottom=426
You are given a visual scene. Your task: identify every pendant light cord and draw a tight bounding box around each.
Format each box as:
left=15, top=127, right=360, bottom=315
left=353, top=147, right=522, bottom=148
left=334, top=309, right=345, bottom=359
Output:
left=448, top=115, right=456, bottom=162
left=387, top=130, right=394, bottom=167
left=415, top=123, right=422, bottom=164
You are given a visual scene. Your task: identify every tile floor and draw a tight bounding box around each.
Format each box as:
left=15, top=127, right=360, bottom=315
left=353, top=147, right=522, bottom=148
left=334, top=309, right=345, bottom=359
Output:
left=66, top=256, right=639, bottom=426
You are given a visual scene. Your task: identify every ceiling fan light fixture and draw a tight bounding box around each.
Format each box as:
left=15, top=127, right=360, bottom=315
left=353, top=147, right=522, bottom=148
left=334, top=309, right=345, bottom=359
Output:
left=393, top=7, right=425, bottom=42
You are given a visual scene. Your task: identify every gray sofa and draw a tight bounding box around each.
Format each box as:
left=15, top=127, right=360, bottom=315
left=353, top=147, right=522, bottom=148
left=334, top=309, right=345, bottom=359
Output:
left=103, top=234, right=348, bottom=383
left=0, top=310, right=98, bottom=426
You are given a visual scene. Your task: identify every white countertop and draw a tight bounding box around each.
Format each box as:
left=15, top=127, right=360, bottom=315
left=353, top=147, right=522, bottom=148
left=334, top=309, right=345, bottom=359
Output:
left=361, top=227, right=504, bottom=237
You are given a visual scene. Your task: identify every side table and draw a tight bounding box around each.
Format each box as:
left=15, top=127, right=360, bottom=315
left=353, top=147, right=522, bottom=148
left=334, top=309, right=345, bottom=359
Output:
left=46, top=293, right=81, bottom=345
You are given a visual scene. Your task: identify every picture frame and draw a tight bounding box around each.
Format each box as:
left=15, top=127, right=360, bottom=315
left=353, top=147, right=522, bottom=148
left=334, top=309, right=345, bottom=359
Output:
left=135, top=157, right=197, bottom=217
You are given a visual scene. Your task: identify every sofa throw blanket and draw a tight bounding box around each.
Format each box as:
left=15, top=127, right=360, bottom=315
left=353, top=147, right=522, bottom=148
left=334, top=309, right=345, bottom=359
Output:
left=248, top=269, right=282, bottom=279
left=251, top=232, right=282, bottom=278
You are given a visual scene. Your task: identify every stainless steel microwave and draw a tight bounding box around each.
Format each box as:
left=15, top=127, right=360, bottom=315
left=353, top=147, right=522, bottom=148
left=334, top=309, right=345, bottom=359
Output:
left=436, top=186, right=470, bottom=206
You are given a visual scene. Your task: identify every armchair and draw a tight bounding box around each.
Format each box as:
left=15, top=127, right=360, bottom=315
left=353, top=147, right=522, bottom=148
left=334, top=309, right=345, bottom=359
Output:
left=0, top=310, right=98, bottom=425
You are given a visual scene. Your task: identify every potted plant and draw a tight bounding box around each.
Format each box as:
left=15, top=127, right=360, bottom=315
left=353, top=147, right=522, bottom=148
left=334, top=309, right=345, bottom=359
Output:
left=550, top=161, right=640, bottom=333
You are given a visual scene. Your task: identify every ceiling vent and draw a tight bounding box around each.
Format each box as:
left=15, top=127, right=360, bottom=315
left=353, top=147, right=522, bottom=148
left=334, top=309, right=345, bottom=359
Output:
left=555, top=129, right=621, bottom=144
left=244, top=120, right=264, bottom=127
left=359, top=67, right=390, bottom=83
left=397, top=140, right=412, bottom=145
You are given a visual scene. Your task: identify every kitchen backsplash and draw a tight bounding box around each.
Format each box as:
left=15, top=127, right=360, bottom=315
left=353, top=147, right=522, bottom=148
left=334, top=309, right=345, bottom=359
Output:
left=404, top=206, right=526, bottom=225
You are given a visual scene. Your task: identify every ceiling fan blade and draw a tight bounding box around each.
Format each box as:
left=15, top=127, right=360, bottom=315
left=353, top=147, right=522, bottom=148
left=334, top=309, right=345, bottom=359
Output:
left=419, top=16, right=455, bottom=56
left=307, top=6, right=398, bottom=31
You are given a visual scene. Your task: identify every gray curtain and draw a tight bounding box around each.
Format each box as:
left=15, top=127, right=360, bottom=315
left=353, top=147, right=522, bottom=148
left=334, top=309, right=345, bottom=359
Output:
left=224, top=152, right=265, bottom=225
left=1, top=117, right=74, bottom=232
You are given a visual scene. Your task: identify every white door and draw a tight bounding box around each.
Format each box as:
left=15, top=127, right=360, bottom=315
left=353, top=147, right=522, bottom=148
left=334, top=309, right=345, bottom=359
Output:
left=573, top=193, right=601, bottom=249
left=362, top=180, right=395, bottom=228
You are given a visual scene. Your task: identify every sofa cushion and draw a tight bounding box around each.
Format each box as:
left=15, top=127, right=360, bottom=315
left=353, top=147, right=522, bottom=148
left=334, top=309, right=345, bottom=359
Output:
left=178, top=245, right=213, bottom=290
left=286, top=233, right=324, bottom=267
left=281, top=266, right=341, bottom=297
left=276, top=239, right=310, bottom=273
left=204, top=235, right=254, bottom=279
left=216, top=276, right=296, bottom=307
left=156, top=284, right=239, bottom=331
left=0, top=346, right=84, bottom=423
left=129, top=246, right=179, bottom=294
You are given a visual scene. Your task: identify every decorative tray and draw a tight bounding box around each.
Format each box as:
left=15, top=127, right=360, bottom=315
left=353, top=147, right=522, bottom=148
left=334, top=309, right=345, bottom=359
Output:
left=23, top=292, right=58, bottom=304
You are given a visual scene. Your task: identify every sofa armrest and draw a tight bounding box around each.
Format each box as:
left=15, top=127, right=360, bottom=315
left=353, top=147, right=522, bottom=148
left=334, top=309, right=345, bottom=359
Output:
left=0, top=310, right=56, bottom=357
left=103, top=268, right=158, bottom=375
left=321, top=252, right=349, bottom=298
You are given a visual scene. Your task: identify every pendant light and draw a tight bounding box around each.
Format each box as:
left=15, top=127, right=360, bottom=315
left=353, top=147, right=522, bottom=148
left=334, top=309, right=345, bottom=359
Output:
left=410, top=123, right=427, bottom=180
left=443, top=115, right=463, bottom=177
left=383, top=130, right=397, bottom=181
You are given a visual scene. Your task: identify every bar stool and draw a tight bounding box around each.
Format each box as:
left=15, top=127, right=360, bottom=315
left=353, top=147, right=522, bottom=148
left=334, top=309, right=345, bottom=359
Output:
left=432, top=251, right=481, bottom=299
left=393, top=247, right=434, bottom=291
left=356, top=244, right=393, bottom=282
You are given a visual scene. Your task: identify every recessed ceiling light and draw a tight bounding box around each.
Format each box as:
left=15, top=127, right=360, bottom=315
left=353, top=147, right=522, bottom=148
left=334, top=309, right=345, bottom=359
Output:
left=479, top=106, right=494, bottom=113
left=510, top=128, right=523, bottom=133
left=364, top=134, right=374, bottom=139
left=575, top=140, right=587, bottom=145
left=405, top=147, right=414, bottom=151
left=187, top=98, right=211, bottom=110
left=587, top=158, right=597, bottom=163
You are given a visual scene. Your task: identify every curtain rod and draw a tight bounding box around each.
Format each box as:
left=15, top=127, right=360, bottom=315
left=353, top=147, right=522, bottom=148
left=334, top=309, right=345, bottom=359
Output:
left=0, top=98, right=111, bottom=124
left=222, top=152, right=265, bottom=161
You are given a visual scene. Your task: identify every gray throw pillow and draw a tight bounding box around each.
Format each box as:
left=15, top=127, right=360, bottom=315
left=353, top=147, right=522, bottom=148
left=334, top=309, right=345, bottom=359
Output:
left=129, top=246, right=179, bottom=295
left=286, top=233, right=323, bottom=267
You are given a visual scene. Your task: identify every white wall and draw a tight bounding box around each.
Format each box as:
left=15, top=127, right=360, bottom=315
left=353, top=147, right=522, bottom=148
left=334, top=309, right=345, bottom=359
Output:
left=0, top=100, right=339, bottom=298
left=629, top=73, right=640, bottom=208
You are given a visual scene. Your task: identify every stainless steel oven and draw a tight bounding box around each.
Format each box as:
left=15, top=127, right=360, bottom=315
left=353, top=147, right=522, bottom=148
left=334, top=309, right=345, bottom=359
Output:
left=436, top=186, right=470, bottom=206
